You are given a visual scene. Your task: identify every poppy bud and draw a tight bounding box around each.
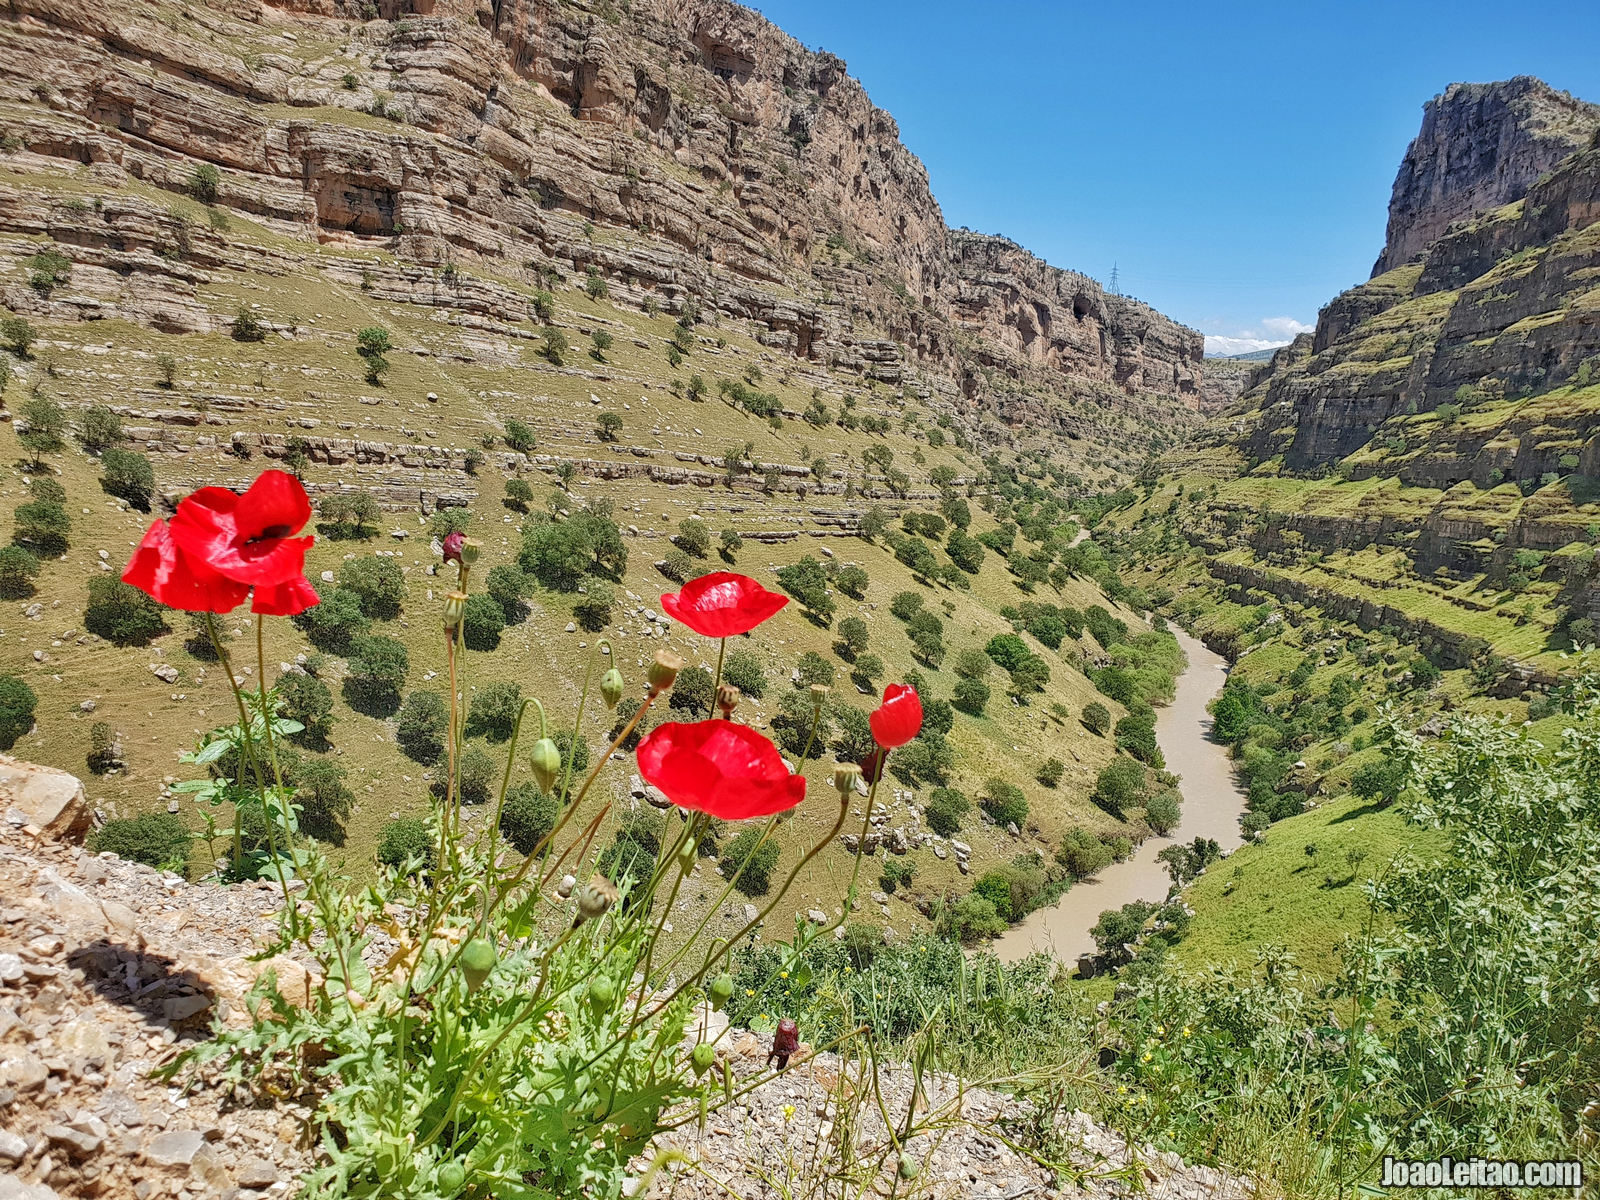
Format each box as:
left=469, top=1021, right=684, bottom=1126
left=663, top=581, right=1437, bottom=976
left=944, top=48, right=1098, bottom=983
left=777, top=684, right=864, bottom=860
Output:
left=647, top=649, right=684, bottom=695
left=437, top=1162, right=465, bottom=1195
left=708, top=973, right=734, bottom=1011
left=586, top=976, right=614, bottom=1013
left=860, top=748, right=887, bottom=784
left=898, top=1154, right=920, bottom=1181
left=600, top=667, right=625, bottom=710
left=443, top=591, right=468, bottom=631
left=716, top=682, right=740, bottom=717
left=460, top=937, right=496, bottom=994
left=457, top=537, right=482, bottom=566
left=574, top=873, right=618, bottom=924
left=809, top=683, right=830, bottom=709
left=831, top=763, right=861, bottom=795
left=691, top=1041, right=715, bottom=1076
left=529, top=737, right=561, bottom=792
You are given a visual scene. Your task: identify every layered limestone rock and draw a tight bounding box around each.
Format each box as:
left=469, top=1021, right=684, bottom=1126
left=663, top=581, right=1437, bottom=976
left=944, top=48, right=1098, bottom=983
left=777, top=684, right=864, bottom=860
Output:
left=0, top=0, right=1201, bottom=422
left=1373, top=77, right=1600, bottom=275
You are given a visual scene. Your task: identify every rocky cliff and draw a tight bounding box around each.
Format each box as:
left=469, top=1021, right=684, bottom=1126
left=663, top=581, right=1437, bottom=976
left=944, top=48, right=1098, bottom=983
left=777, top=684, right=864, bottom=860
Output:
left=0, top=0, right=1202, bottom=423
left=1372, top=76, right=1600, bottom=275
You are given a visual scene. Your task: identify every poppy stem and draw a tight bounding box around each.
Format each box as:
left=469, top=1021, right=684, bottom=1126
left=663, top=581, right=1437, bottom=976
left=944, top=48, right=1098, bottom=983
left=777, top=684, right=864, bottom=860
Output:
left=708, top=636, right=727, bottom=720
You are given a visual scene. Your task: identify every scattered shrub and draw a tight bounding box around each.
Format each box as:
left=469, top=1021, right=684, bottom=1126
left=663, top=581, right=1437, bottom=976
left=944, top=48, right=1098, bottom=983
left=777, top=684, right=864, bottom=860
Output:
left=499, top=784, right=558, bottom=855
left=0, top=675, right=37, bottom=749
left=982, top=779, right=1029, bottom=829
left=377, top=817, right=435, bottom=873
left=90, top=812, right=190, bottom=871
left=83, top=577, right=166, bottom=645
left=396, top=691, right=449, bottom=764
left=923, top=786, right=969, bottom=836
left=719, top=827, right=780, bottom=896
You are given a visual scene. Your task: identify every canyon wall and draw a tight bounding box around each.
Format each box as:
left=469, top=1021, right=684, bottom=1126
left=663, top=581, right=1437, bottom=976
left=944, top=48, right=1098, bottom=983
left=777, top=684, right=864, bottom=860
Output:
left=0, top=0, right=1202, bottom=419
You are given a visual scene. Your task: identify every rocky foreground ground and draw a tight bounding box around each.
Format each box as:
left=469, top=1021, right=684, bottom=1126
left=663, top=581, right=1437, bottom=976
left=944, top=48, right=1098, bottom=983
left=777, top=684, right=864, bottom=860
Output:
left=0, top=756, right=1246, bottom=1200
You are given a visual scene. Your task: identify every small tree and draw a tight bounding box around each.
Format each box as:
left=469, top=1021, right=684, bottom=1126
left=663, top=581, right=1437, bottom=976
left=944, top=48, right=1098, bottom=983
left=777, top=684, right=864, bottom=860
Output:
left=584, top=267, right=608, bottom=300
left=850, top=652, right=885, bottom=692
left=719, top=827, right=780, bottom=896
left=189, top=163, right=221, bottom=203
left=462, top=592, right=505, bottom=650
left=378, top=817, right=436, bottom=873
left=1082, top=701, right=1112, bottom=736
left=675, top=518, right=711, bottom=558
left=1093, top=756, right=1146, bottom=816
left=923, top=786, right=969, bottom=836
left=77, top=404, right=124, bottom=453
left=573, top=582, right=614, bottom=632
left=487, top=564, right=533, bottom=623
left=982, top=779, right=1029, bottom=829
left=294, top=586, right=369, bottom=652
left=834, top=564, right=868, bottom=598
left=83, top=577, right=166, bottom=645
left=356, top=326, right=392, bottom=385
left=504, top=418, right=536, bottom=453
left=1, top=315, right=37, bottom=357
left=397, top=691, right=449, bottom=764
left=231, top=306, right=265, bottom=342
left=344, top=633, right=409, bottom=714
left=0, top=546, right=40, bottom=599
left=504, top=478, right=534, bottom=512
left=718, top=527, right=742, bottom=561
left=952, top=676, right=989, bottom=716
left=722, top=648, right=766, bottom=699
left=467, top=681, right=523, bottom=742
left=499, top=784, right=558, bottom=855
left=0, top=675, right=37, bottom=749
left=590, top=329, right=613, bottom=360
left=540, top=327, right=569, bottom=365
left=279, top=672, right=335, bottom=746
left=1036, top=757, right=1065, bottom=788
left=155, top=353, right=177, bottom=388
left=796, top=651, right=835, bottom=689
left=1145, top=789, right=1181, bottom=835
left=339, top=554, right=405, bottom=620
left=101, top=447, right=155, bottom=509
left=835, top=616, right=869, bottom=659
left=18, top=397, right=67, bottom=467
left=595, top=411, right=623, bottom=441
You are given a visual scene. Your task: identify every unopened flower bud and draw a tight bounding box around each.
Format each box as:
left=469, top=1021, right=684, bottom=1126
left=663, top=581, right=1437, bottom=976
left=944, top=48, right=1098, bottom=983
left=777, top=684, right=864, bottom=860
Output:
left=831, top=763, right=861, bottom=795
left=443, top=591, right=467, bottom=631
left=529, top=738, right=561, bottom=792
left=458, top=537, right=482, bottom=566
left=647, top=649, right=684, bottom=695
left=898, top=1154, right=920, bottom=1181
left=574, top=873, right=618, bottom=924
left=690, top=1041, right=715, bottom=1077
left=809, top=683, right=830, bottom=709
left=708, top=973, right=734, bottom=1012
left=442, top=531, right=465, bottom=565
left=586, top=976, right=615, bottom=1013
left=600, top=667, right=625, bottom=710
left=459, top=937, right=497, bottom=994
left=716, top=683, right=740, bottom=717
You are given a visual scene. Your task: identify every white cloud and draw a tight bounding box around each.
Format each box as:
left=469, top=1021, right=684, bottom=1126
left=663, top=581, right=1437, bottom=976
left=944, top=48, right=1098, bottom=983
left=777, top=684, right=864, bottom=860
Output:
left=1203, top=316, right=1314, bottom=357
left=1260, top=316, right=1315, bottom=338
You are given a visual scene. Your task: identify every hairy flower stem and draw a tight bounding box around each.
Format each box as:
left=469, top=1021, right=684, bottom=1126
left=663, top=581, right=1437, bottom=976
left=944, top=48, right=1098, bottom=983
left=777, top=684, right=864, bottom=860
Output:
left=708, top=636, right=727, bottom=720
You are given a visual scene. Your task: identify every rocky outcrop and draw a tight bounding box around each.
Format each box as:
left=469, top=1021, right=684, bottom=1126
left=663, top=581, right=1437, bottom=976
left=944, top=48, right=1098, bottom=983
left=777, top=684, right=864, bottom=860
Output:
left=0, top=0, right=1201, bottom=423
left=1373, top=77, right=1600, bottom=275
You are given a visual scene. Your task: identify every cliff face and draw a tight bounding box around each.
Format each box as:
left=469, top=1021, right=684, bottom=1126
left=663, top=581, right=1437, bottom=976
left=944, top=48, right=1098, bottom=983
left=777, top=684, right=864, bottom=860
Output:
left=1372, top=77, right=1600, bottom=275
left=0, top=0, right=1201, bottom=420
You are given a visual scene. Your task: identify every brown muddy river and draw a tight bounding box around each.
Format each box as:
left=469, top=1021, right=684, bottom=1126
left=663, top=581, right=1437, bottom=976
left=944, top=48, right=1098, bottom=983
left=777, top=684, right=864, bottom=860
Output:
left=992, top=627, right=1247, bottom=965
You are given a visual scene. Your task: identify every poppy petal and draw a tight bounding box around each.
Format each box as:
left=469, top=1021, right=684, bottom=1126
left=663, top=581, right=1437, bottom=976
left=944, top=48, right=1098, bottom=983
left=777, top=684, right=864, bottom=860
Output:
left=252, top=575, right=320, bottom=616
left=169, top=470, right=314, bottom=586
left=660, top=572, right=788, bottom=639
left=637, top=720, right=804, bottom=820
left=122, top=520, right=250, bottom=614
left=869, top=683, right=923, bottom=749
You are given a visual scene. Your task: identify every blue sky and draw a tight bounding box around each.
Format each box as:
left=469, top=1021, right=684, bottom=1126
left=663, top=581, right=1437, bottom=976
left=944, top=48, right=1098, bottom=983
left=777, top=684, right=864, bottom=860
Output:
left=750, top=1, right=1600, bottom=355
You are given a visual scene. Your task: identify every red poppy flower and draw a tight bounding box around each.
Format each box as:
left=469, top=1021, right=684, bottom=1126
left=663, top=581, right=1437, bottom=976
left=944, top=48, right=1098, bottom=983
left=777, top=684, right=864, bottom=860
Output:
left=122, top=519, right=250, bottom=614
left=859, top=747, right=887, bottom=785
left=660, top=572, right=788, bottom=639
left=169, top=470, right=312, bottom=587
left=251, top=575, right=319, bottom=617
left=636, top=720, right=804, bottom=820
left=441, top=531, right=465, bottom=565
left=869, top=683, right=923, bottom=749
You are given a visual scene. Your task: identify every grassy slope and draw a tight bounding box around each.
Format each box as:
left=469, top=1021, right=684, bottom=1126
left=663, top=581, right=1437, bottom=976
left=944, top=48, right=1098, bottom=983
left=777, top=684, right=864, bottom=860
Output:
left=0, top=157, right=1166, bottom=944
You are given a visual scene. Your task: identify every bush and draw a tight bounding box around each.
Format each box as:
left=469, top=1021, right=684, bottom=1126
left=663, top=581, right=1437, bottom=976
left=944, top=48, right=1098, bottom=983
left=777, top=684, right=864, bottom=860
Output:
left=608, top=695, right=653, bottom=752
left=889, top=590, right=924, bottom=622
left=657, top=548, right=694, bottom=584
left=597, top=813, right=662, bottom=905
left=87, top=721, right=122, bottom=775
left=294, top=586, right=369, bottom=653
left=1036, top=757, right=1065, bottom=787
left=572, top=582, right=613, bottom=632
left=835, top=616, right=869, bottom=659
left=487, top=564, right=533, bottom=623
left=1144, top=789, right=1182, bottom=835
left=984, top=633, right=1030, bottom=671
left=232, top=306, right=265, bottom=342
left=279, top=672, right=335, bottom=745
left=344, top=634, right=409, bottom=713
left=668, top=665, right=715, bottom=714
left=850, top=653, right=884, bottom=692
left=83, top=577, right=166, bottom=645
left=339, top=555, right=405, bottom=620
left=466, top=681, right=523, bottom=742
left=936, top=892, right=1007, bottom=943
left=189, top=163, right=220, bottom=203
left=318, top=493, right=381, bottom=537
left=295, top=757, right=356, bottom=844
left=540, top=327, right=568, bottom=366
left=0, top=675, right=37, bottom=749
left=1115, top=712, right=1163, bottom=768
left=834, top=564, right=868, bottom=598
left=100, top=447, right=154, bottom=508
left=1090, top=899, right=1156, bottom=965
left=720, top=827, right=780, bottom=896
left=1056, top=827, right=1115, bottom=878
left=982, top=779, right=1029, bottom=830
left=517, top=505, right=627, bottom=590
left=13, top=498, right=70, bottom=554
left=499, top=784, right=558, bottom=855
left=951, top=676, right=989, bottom=717
left=1093, top=756, right=1146, bottom=816
left=1082, top=701, right=1111, bottom=735
left=396, top=691, right=448, bottom=764
left=427, top=746, right=497, bottom=806
left=953, top=647, right=990, bottom=679
left=923, top=786, right=969, bottom=836
left=718, top=528, right=742, bottom=560
left=78, top=405, right=124, bottom=453
left=796, top=651, right=835, bottom=689
left=462, top=592, right=506, bottom=650
left=722, top=648, right=766, bottom=699
left=89, top=812, right=190, bottom=871
left=504, top=478, right=534, bottom=512
left=675, top=518, right=711, bottom=558
left=504, top=418, right=536, bottom=453
left=1, top=315, right=37, bottom=357
left=377, top=817, right=436, bottom=873
left=596, top=411, right=623, bottom=441
left=0, top=545, right=40, bottom=599
left=775, top=556, right=834, bottom=623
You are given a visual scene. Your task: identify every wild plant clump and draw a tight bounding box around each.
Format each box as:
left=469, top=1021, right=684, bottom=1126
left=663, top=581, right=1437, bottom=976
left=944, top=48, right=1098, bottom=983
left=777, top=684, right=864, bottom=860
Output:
left=121, top=472, right=935, bottom=1198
